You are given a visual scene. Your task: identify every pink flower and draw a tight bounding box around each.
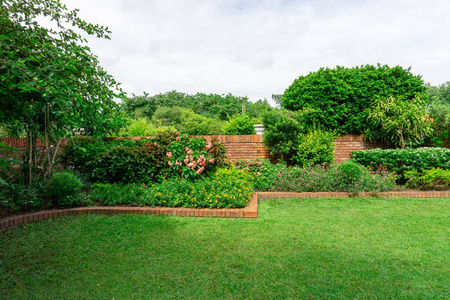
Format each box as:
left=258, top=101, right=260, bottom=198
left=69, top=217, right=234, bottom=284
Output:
left=168, top=161, right=173, bottom=166
left=166, top=152, right=173, bottom=157
left=208, top=158, right=215, bottom=163
left=205, top=143, right=212, bottom=150
left=175, top=161, right=182, bottom=166
left=196, top=166, right=205, bottom=175
left=186, top=149, right=193, bottom=155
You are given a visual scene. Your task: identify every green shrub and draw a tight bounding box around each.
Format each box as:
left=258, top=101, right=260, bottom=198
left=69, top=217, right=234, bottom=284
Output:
left=293, top=129, right=338, bottom=167
left=233, top=158, right=285, bottom=191
left=48, top=172, right=83, bottom=207
left=0, top=179, right=47, bottom=212
left=262, top=110, right=306, bottom=163
left=352, top=147, right=450, bottom=180
left=223, top=114, right=256, bottom=135
left=405, top=168, right=450, bottom=189
left=89, top=144, right=169, bottom=184
left=0, top=141, right=21, bottom=179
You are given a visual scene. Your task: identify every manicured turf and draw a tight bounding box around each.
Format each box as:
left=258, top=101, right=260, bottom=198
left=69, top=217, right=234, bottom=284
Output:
left=1, top=197, right=449, bottom=299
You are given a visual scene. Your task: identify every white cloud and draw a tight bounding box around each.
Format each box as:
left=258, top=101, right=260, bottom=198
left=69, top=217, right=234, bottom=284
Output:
left=60, top=0, right=450, bottom=105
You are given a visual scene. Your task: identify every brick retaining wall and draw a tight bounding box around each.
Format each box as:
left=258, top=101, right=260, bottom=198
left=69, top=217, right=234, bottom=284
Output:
left=0, top=134, right=389, bottom=164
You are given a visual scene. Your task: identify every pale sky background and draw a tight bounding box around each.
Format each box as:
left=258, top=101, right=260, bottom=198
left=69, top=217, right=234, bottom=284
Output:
left=60, top=0, right=450, bottom=106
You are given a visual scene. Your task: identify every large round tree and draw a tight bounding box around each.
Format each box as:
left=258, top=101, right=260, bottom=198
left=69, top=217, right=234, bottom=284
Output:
left=0, top=0, right=125, bottom=182
left=282, top=64, right=426, bottom=134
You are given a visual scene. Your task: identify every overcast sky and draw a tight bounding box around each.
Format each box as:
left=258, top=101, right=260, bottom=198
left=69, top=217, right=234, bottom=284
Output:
left=61, top=0, right=450, bottom=105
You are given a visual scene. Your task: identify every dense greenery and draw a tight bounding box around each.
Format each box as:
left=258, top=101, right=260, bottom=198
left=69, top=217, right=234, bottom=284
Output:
left=365, top=96, right=433, bottom=148
left=261, top=109, right=308, bottom=162
left=151, top=106, right=224, bottom=135
left=2, top=198, right=448, bottom=299
left=352, top=147, right=450, bottom=181
left=118, top=117, right=176, bottom=137
left=60, top=132, right=227, bottom=184
left=90, top=169, right=253, bottom=209
left=293, top=129, right=338, bottom=167
left=405, top=167, right=450, bottom=190
left=427, top=81, right=450, bottom=147
left=121, top=91, right=272, bottom=121
left=282, top=64, right=426, bottom=134
left=0, top=0, right=125, bottom=184
left=222, top=114, right=256, bottom=135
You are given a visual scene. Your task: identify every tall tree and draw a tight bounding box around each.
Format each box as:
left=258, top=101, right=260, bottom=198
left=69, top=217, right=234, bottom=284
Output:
left=282, top=64, right=426, bottom=134
left=0, top=0, right=125, bottom=183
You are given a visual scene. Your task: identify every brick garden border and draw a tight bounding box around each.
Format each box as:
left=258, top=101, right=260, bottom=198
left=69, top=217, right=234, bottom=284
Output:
left=1, top=191, right=449, bottom=233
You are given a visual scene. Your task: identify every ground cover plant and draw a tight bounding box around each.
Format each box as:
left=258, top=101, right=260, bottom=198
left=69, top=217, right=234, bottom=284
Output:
left=233, top=158, right=397, bottom=193
left=1, top=197, right=448, bottom=299
left=90, top=169, right=253, bottom=208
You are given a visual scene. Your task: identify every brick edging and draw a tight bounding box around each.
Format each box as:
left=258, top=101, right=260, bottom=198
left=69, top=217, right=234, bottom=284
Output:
left=1, top=191, right=449, bottom=233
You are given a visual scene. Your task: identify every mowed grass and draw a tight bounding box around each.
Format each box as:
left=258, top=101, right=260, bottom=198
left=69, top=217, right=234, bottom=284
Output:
left=1, top=197, right=449, bottom=299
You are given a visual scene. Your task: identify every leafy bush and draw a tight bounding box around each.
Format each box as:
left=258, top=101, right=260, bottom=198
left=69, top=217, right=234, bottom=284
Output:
left=0, top=179, right=47, bottom=212
left=352, top=147, right=450, bottom=180
left=48, top=172, right=83, bottom=207
left=282, top=64, right=426, bottom=134
left=261, top=110, right=306, bottom=162
left=294, top=129, right=338, bottom=167
left=89, top=143, right=170, bottom=184
left=223, top=114, right=256, bottom=135
left=0, top=141, right=20, bottom=179
left=233, top=158, right=285, bottom=191
left=405, top=168, right=450, bottom=190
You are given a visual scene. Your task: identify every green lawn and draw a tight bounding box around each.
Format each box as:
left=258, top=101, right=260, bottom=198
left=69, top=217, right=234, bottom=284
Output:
left=1, top=197, right=449, bottom=299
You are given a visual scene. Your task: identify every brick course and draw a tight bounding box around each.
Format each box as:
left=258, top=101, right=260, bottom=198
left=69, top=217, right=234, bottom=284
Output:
left=0, top=134, right=388, bottom=164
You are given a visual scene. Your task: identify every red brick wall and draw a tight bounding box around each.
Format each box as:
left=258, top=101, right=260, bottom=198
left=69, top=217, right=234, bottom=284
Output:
left=0, top=134, right=388, bottom=164
left=332, top=134, right=389, bottom=163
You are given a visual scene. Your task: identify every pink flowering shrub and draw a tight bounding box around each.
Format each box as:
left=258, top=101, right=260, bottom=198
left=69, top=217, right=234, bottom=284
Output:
left=167, top=134, right=226, bottom=180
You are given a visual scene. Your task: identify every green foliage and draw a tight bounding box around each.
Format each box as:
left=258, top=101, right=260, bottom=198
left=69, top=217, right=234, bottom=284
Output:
left=405, top=168, right=450, bottom=189
left=0, top=141, right=20, bottom=179
left=365, top=96, right=433, bottom=148
left=0, top=179, right=47, bottom=212
left=151, top=106, right=224, bottom=135
left=60, top=132, right=226, bottom=184
left=294, top=129, right=338, bottom=167
left=0, top=0, right=126, bottom=184
left=48, top=172, right=83, bottom=207
left=262, top=109, right=309, bottom=161
left=89, top=183, right=148, bottom=206
left=427, top=82, right=450, bottom=147
left=89, top=143, right=169, bottom=184
left=233, top=158, right=285, bottom=191
left=223, top=114, right=256, bottom=135
left=118, top=117, right=177, bottom=137
left=352, top=147, right=450, bottom=180
left=282, top=64, right=426, bottom=134
left=121, top=91, right=273, bottom=121
left=90, top=172, right=253, bottom=209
